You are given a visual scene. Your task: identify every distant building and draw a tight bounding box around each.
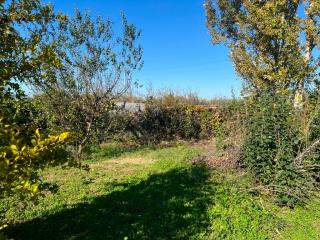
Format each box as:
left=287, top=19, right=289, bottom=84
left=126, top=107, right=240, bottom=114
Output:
left=115, top=102, right=146, bottom=112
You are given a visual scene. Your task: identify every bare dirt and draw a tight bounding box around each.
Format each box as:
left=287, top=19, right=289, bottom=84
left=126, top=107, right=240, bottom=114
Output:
left=190, top=139, right=240, bottom=170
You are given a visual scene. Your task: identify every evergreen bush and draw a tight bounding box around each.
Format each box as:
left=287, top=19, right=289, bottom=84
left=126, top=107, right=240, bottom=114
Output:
left=241, top=91, right=314, bottom=207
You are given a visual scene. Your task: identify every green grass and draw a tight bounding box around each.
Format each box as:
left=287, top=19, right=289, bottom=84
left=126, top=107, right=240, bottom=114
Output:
left=274, top=198, right=320, bottom=240
left=1, top=143, right=320, bottom=239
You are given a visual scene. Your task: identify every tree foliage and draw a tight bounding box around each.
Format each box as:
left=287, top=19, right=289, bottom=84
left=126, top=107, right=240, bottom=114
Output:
left=35, top=10, right=143, bottom=161
left=0, top=0, right=70, bottom=200
left=205, top=0, right=320, bottom=93
left=0, top=119, right=69, bottom=197
left=205, top=0, right=320, bottom=206
left=0, top=0, right=63, bottom=100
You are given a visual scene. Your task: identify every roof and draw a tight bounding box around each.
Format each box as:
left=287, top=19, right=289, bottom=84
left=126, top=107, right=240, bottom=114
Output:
left=115, top=102, right=146, bottom=112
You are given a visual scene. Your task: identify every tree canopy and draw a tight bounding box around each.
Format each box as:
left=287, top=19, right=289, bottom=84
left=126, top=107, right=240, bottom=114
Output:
left=0, top=0, right=64, bottom=100
left=205, top=0, right=320, bottom=94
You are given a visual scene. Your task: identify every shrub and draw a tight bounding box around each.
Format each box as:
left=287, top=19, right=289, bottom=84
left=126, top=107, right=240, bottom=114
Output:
left=240, top=91, right=314, bottom=207
left=0, top=119, right=70, bottom=197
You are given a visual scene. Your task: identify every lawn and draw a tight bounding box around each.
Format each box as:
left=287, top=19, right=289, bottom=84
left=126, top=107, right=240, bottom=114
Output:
left=1, top=143, right=320, bottom=239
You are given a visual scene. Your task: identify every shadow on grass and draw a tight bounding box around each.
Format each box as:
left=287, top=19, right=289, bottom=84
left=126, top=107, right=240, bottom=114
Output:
left=6, top=165, right=214, bottom=240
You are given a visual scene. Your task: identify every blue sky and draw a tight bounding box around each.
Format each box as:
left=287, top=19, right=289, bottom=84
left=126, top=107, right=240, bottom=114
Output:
left=49, top=0, right=240, bottom=99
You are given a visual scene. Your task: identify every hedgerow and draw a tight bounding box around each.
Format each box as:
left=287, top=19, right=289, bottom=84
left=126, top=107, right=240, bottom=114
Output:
left=99, top=102, right=235, bottom=146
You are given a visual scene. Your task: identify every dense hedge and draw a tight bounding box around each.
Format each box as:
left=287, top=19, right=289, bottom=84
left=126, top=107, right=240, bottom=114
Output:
left=96, top=102, right=236, bottom=145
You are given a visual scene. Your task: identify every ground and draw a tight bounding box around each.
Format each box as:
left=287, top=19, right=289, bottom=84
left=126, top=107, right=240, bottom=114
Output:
left=1, top=142, right=320, bottom=239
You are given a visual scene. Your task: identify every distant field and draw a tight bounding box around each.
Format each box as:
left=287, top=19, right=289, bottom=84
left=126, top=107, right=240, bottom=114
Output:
left=2, top=143, right=320, bottom=240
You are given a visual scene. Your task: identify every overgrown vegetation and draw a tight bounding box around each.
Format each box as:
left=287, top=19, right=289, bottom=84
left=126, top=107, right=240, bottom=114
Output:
left=1, top=0, right=320, bottom=238
left=241, top=91, right=315, bottom=206
left=105, top=101, right=234, bottom=145
left=205, top=0, right=320, bottom=206
left=0, top=0, right=70, bottom=201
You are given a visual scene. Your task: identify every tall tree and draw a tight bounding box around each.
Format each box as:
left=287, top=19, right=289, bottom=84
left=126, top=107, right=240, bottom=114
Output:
left=204, top=0, right=320, bottom=101
left=36, top=10, right=143, bottom=162
left=205, top=0, right=320, bottom=206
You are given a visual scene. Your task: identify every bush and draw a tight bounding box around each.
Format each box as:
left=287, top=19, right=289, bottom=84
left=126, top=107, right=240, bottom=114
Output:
left=240, top=91, right=314, bottom=207
left=0, top=119, right=70, bottom=197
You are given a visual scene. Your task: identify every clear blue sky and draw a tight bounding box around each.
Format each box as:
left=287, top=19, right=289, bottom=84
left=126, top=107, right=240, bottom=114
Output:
left=49, top=0, right=240, bottom=99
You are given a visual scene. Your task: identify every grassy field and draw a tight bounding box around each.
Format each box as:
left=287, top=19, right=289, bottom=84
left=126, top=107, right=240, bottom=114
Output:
left=1, top=143, right=320, bottom=239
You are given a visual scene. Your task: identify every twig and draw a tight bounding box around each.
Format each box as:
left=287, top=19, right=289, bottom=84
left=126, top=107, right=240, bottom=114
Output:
left=294, top=138, right=320, bottom=166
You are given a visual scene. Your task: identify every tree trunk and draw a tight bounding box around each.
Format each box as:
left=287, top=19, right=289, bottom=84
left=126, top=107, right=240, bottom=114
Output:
left=295, top=2, right=314, bottom=109
left=76, top=143, right=83, bottom=165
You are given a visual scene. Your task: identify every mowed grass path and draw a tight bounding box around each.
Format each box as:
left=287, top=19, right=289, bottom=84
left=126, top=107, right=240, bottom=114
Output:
left=2, top=144, right=320, bottom=239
